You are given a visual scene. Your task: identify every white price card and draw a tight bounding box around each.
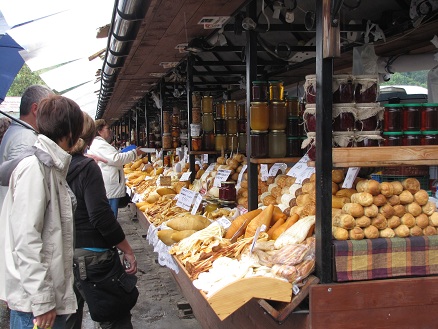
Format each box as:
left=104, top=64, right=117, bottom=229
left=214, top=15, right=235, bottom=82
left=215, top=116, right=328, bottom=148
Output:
left=237, top=164, right=247, bottom=185
left=250, top=224, right=267, bottom=253
left=213, top=169, right=232, bottom=187
left=191, top=193, right=203, bottom=215
left=287, top=155, right=310, bottom=178
left=216, top=216, right=232, bottom=229
left=176, top=188, right=196, bottom=211
left=126, top=187, right=132, bottom=197
left=202, top=154, right=208, bottom=164
left=139, top=148, right=156, bottom=153
left=268, top=163, right=286, bottom=177
left=295, top=166, right=315, bottom=184
left=201, top=163, right=215, bottom=181
left=260, top=164, right=269, bottom=181
left=180, top=171, right=192, bottom=181
left=342, top=167, right=360, bottom=188
left=131, top=193, right=142, bottom=203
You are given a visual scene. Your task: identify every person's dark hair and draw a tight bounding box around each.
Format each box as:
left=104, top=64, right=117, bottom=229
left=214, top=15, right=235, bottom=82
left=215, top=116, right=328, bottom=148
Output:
left=70, top=112, right=96, bottom=155
left=36, top=95, right=84, bottom=147
left=20, top=85, right=54, bottom=116
left=94, top=119, right=107, bottom=137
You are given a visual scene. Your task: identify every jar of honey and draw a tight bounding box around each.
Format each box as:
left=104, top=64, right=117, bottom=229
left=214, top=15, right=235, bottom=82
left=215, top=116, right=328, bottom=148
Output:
left=250, top=102, right=269, bottom=130
left=286, top=97, right=299, bottom=117
left=191, top=136, right=202, bottom=151
left=286, top=137, right=302, bottom=157
left=202, top=131, right=215, bottom=151
left=268, top=130, right=287, bottom=157
left=269, top=80, right=284, bottom=101
left=162, top=133, right=172, bottom=149
left=238, top=133, right=247, bottom=154
left=269, top=101, right=287, bottom=130
left=237, top=118, right=247, bottom=133
left=202, top=113, right=214, bottom=132
left=225, top=100, right=237, bottom=118
left=202, top=96, right=213, bottom=113
left=172, top=137, right=180, bottom=149
left=250, top=130, right=268, bottom=158
left=171, top=126, right=180, bottom=137
left=192, top=108, right=201, bottom=123
left=252, top=81, right=268, bottom=101
left=286, top=117, right=300, bottom=137
left=226, top=117, right=238, bottom=135
left=238, top=103, right=247, bottom=119
left=215, top=134, right=226, bottom=152
left=214, top=118, right=226, bottom=134
left=216, top=102, right=225, bottom=118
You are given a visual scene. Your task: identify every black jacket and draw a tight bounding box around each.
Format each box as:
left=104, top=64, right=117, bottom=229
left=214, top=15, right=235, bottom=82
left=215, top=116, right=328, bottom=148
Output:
left=67, top=154, right=125, bottom=248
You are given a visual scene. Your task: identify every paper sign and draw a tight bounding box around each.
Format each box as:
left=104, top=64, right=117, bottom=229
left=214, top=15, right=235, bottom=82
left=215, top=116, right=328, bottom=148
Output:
left=260, top=164, right=269, bottom=181
left=216, top=216, right=232, bottom=229
left=126, top=187, right=132, bottom=197
left=295, top=166, right=315, bottom=184
left=213, top=169, right=232, bottom=187
left=131, top=193, right=142, bottom=203
left=287, top=155, right=310, bottom=178
left=176, top=188, right=196, bottom=211
left=139, top=148, right=156, bottom=153
left=191, top=193, right=203, bottom=215
left=180, top=171, right=192, bottom=181
left=237, top=164, right=247, bottom=185
left=342, top=167, right=360, bottom=188
left=269, top=163, right=286, bottom=177
left=202, top=154, right=208, bottom=164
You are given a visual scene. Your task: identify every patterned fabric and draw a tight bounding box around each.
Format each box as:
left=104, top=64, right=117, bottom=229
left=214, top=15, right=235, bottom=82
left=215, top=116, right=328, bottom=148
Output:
left=333, top=236, right=438, bottom=282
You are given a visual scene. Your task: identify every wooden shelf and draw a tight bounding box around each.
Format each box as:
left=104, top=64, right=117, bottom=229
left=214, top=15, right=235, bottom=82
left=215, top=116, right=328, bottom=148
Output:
left=250, top=157, right=302, bottom=164
left=308, top=145, right=438, bottom=168
left=189, top=151, right=221, bottom=155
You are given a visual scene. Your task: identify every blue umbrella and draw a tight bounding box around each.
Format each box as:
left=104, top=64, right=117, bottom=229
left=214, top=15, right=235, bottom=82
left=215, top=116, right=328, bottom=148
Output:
left=0, top=34, right=24, bottom=104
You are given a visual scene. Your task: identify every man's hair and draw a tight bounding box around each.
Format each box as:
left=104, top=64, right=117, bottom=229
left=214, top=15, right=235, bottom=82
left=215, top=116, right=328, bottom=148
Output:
left=36, top=95, right=84, bottom=147
left=94, top=119, right=107, bottom=137
left=70, top=112, right=96, bottom=155
left=20, top=85, right=54, bottom=116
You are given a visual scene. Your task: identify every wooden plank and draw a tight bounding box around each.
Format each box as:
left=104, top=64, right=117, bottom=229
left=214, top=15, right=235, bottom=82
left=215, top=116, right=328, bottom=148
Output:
left=250, top=157, right=301, bottom=164
left=136, top=208, right=151, bottom=230
left=310, top=276, right=438, bottom=329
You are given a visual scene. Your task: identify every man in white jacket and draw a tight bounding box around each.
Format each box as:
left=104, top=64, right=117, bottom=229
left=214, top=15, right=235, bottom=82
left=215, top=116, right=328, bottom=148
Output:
left=88, top=119, right=144, bottom=219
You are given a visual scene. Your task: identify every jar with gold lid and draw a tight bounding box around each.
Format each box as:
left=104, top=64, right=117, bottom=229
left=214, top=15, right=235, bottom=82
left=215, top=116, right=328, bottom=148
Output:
left=250, top=102, right=269, bottom=131
left=269, top=101, right=287, bottom=130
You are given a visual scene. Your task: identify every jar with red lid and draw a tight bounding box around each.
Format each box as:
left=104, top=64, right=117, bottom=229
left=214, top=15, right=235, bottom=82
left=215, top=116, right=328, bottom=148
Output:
left=286, top=137, right=302, bottom=157
left=421, top=103, right=438, bottom=131
left=237, top=118, right=246, bottom=133
left=303, top=104, right=316, bottom=132
left=215, top=118, right=226, bottom=134
left=354, top=75, right=378, bottom=103
left=383, top=104, right=403, bottom=132
left=252, top=81, right=268, bottom=101
left=269, top=101, right=287, bottom=130
left=383, top=131, right=403, bottom=146
left=333, top=104, right=356, bottom=131
left=250, top=130, right=268, bottom=158
left=402, top=131, right=422, bottom=146
left=421, top=131, right=438, bottom=145
left=333, top=75, right=354, bottom=103
left=286, top=116, right=300, bottom=137
left=219, top=181, right=237, bottom=203
left=202, top=131, right=215, bottom=151
left=304, top=75, right=316, bottom=104
left=403, top=104, right=421, bottom=131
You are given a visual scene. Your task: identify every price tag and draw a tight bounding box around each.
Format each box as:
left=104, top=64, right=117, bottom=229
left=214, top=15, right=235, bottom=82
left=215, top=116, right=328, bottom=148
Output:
left=237, top=164, right=247, bottom=185
left=260, top=164, right=269, bottom=181
left=237, top=205, right=248, bottom=214
left=268, top=163, right=286, bottom=177
left=213, top=169, right=232, bottom=187
left=139, top=147, right=155, bottom=153
left=295, top=166, right=315, bottom=184
left=126, top=187, right=132, bottom=197
left=131, top=193, right=142, bottom=203
left=342, top=167, right=360, bottom=188
left=250, top=224, right=267, bottom=253
left=191, top=193, right=203, bottom=215
left=180, top=171, right=192, bottom=181
left=216, top=216, right=232, bottom=229
left=201, top=163, right=215, bottom=181
left=176, top=188, right=196, bottom=211
left=287, top=155, right=310, bottom=178
left=202, top=154, right=208, bottom=164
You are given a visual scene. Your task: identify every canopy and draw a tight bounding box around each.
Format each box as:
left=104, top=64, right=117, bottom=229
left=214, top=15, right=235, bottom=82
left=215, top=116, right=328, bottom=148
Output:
left=0, top=34, right=24, bottom=104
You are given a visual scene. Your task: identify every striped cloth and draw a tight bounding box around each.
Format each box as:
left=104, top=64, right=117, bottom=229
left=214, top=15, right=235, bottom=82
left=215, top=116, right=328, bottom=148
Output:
left=333, top=236, right=438, bottom=282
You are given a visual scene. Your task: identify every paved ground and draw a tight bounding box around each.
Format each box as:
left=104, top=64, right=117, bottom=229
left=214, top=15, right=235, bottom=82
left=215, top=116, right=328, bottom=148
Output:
left=0, top=205, right=202, bottom=329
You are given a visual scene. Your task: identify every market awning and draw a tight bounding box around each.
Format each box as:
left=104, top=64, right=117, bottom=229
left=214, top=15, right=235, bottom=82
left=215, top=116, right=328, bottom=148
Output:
left=0, top=34, right=24, bottom=104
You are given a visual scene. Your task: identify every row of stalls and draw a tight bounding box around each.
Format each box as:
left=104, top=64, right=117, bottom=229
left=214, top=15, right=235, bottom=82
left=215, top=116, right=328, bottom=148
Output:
left=97, top=0, right=438, bottom=328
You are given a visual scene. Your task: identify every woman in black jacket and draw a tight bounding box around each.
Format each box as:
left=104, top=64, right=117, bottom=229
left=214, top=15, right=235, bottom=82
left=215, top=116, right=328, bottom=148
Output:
left=65, top=113, right=138, bottom=329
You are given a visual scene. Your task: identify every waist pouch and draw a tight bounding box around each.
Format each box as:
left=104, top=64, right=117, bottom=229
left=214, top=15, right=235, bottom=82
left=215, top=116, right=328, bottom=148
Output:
left=73, top=249, right=139, bottom=322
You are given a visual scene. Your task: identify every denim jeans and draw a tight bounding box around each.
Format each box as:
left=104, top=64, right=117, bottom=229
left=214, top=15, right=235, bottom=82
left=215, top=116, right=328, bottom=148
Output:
left=108, top=198, right=120, bottom=219
left=10, top=310, right=67, bottom=329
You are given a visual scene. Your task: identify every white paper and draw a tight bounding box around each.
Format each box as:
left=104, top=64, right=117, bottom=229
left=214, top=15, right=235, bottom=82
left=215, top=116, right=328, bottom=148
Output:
left=140, top=147, right=156, bottom=153
left=268, top=163, right=286, bottom=176
left=213, top=169, right=232, bottom=187
left=216, top=216, right=232, bottom=229
left=176, top=188, right=196, bottom=211
left=260, top=164, right=269, bottom=181
left=191, top=193, right=203, bottom=215
left=342, top=167, right=360, bottom=188
left=180, top=171, right=192, bottom=181
left=287, top=155, right=310, bottom=178
left=237, top=164, right=247, bottom=185
left=202, top=154, right=208, bottom=164
left=295, top=166, right=315, bottom=184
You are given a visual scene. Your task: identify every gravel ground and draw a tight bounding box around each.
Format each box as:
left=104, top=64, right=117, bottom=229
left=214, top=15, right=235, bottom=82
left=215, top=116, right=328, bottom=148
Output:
left=0, top=205, right=202, bottom=329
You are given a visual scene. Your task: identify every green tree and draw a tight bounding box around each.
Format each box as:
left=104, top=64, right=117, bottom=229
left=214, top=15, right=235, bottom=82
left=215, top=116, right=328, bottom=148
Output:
left=6, top=64, right=48, bottom=96
left=381, top=71, right=428, bottom=88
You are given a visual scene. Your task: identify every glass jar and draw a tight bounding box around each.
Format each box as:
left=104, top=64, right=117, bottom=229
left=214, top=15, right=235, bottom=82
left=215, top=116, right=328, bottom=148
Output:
left=268, top=130, right=287, bottom=158
left=219, top=181, right=237, bottom=203
left=191, top=136, right=202, bottom=151
left=383, top=104, right=403, bottom=132
left=333, top=104, right=356, bottom=131
left=354, top=75, right=378, bottom=103
left=355, top=103, right=383, bottom=131
left=192, top=108, right=201, bottom=123
left=214, top=118, right=226, bottom=134
left=202, top=96, right=213, bottom=113
left=286, top=116, right=300, bottom=137
left=202, top=131, right=215, bottom=151
left=402, top=131, right=422, bottom=146
left=162, top=133, right=172, bottom=149
left=172, top=137, right=180, bottom=149
left=304, top=75, right=316, bottom=104
left=355, top=132, right=382, bottom=147
left=238, top=103, right=247, bottom=119
left=202, top=113, right=214, bottom=132
left=227, top=134, right=238, bottom=152
left=269, top=80, right=284, bottom=101
left=171, top=113, right=180, bottom=126
left=403, top=104, right=421, bottom=131
left=237, top=118, right=247, bottom=133
left=252, top=81, right=268, bottom=101
left=238, top=133, right=247, bottom=153
left=250, top=102, right=269, bottom=130
left=250, top=130, right=268, bottom=158
left=422, top=131, right=438, bottom=145
left=304, top=104, right=316, bottom=132
left=171, top=126, right=180, bottom=138
left=215, top=134, right=226, bottom=152
left=383, top=131, right=403, bottom=146
left=226, top=117, right=238, bottom=134
left=190, top=123, right=201, bottom=137
left=269, top=101, right=287, bottom=130
left=216, top=102, right=225, bottom=118
left=163, top=111, right=171, bottom=126
left=225, top=100, right=237, bottom=118
left=333, top=75, right=354, bottom=103
left=286, top=97, right=299, bottom=117
left=286, top=137, right=302, bottom=157
left=421, top=103, right=438, bottom=131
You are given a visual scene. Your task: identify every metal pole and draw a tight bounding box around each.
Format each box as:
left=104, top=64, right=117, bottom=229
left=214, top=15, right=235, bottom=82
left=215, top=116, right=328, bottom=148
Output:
left=187, top=55, right=196, bottom=182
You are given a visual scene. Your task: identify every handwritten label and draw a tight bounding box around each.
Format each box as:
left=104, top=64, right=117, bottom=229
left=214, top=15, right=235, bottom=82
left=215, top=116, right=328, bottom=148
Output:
left=287, top=155, right=310, bottom=178
left=176, top=188, right=196, bottom=211
left=295, top=166, right=315, bottom=184
left=260, top=164, right=269, bottom=181
left=191, top=193, right=203, bottom=215
left=180, top=171, right=192, bottom=181
left=237, top=205, right=248, bottom=214
left=202, top=154, right=208, bottom=164
left=213, top=169, right=232, bottom=187
left=342, top=167, right=360, bottom=188
left=237, top=164, right=247, bottom=185
left=268, top=163, right=286, bottom=177
left=216, top=216, right=232, bottom=229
